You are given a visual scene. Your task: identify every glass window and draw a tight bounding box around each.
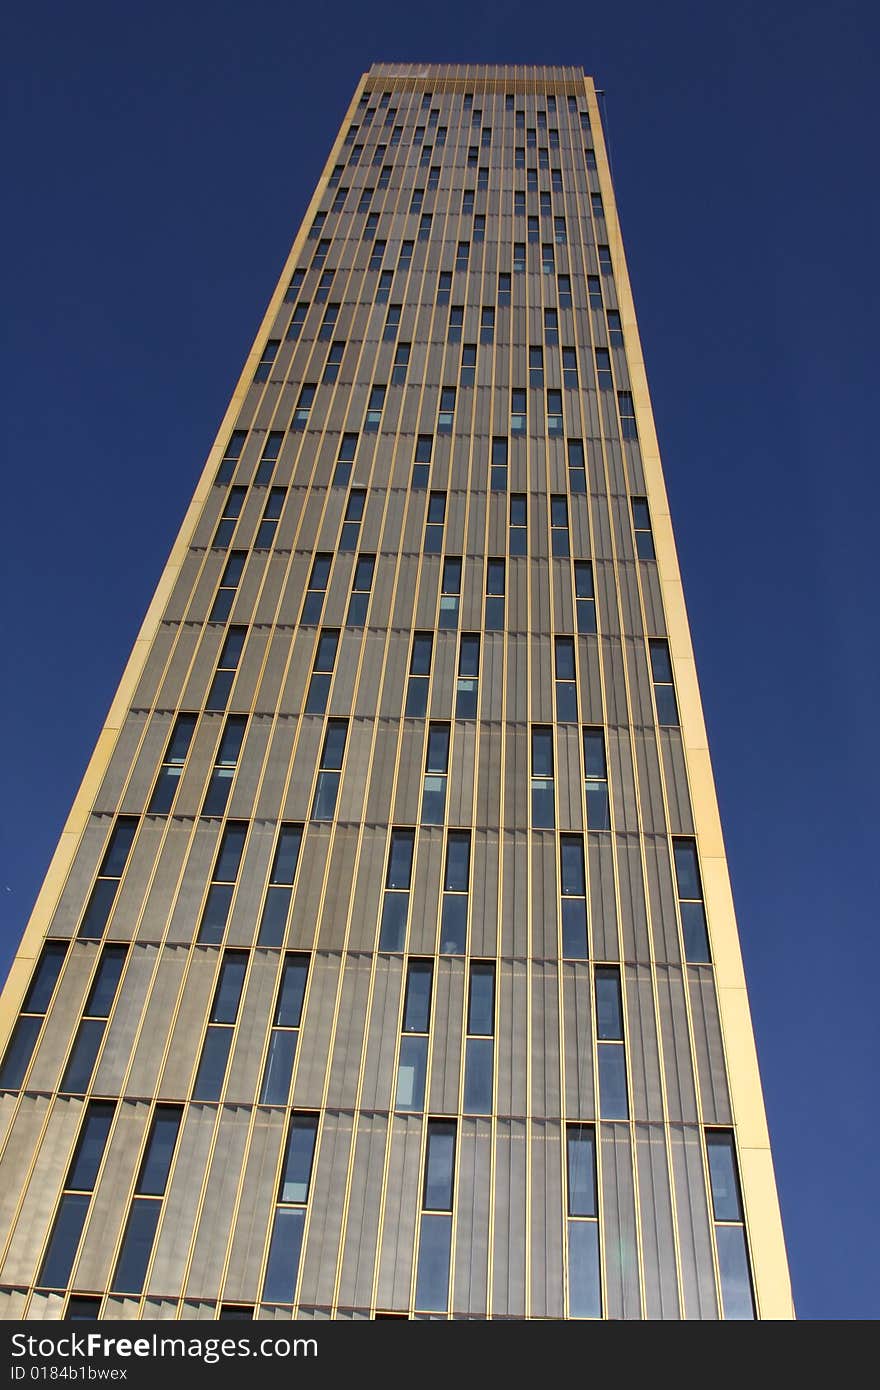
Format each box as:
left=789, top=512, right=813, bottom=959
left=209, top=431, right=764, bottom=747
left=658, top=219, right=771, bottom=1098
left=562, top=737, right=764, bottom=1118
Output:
left=649, top=639, right=679, bottom=726
left=386, top=829, right=415, bottom=891
left=444, top=831, right=470, bottom=893
left=403, top=961, right=433, bottom=1033
left=485, top=557, right=505, bottom=631
left=67, top=1101, right=115, bottom=1191
left=632, top=496, right=655, bottom=559
left=468, top=963, right=495, bottom=1036
left=112, top=1199, right=161, bottom=1294
left=193, top=1027, right=232, bottom=1100
left=279, top=1115, right=319, bottom=1204
left=85, top=944, right=126, bottom=1018
left=568, top=1220, right=601, bottom=1317
left=423, top=1120, right=456, bottom=1210
left=673, top=838, right=711, bottom=962
left=137, top=1106, right=182, bottom=1196
left=486, top=436, right=507, bottom=494
left=396, top=1035, right=428, bottom=1111
left=22, top=941, right=68, bottom=1015
left=439, top=556, right=461, bottom=630
left=258, top=825, right=303, bottom=946
left=463, top=1038, right=493, bottom=1113
left=707, top=1131, right=744, bottom=1222
left=583, top=727, right=610, bottom=829
left=415, top=1213, right=452, bottom=1312
left=509, top=492, right=527, bottom=556
left=39, top=1193, right=91, bottom=1289
left=275, top=955, right=309, bottom=1028
left=532, top=725, right=554, bottom=779
left=706, top=1130, right=755, bottom=1319
left=567, top=1125, right=597, bottom=1216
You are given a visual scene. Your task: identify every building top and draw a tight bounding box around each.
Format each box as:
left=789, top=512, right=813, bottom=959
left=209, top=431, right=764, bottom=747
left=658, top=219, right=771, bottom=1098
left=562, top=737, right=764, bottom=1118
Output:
left=365, top=60, right=593, bottom=93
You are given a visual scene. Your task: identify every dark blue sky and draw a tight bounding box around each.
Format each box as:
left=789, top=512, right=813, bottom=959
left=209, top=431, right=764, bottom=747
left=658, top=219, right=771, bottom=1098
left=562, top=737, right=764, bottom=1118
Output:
left=2, top=0, right=877, bottom=1320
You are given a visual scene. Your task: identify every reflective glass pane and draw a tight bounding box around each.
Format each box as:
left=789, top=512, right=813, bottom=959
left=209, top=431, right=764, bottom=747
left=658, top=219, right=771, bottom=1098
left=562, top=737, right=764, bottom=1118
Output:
left=423, top=1122, right=456, bottom=1209
left=311, top=771, right=340, bottom=820
left=217, top=717, right=247, bottom=764
left=532, top=780, right=555, bottom=828
left=67, top=1102, right=115, bottom=1190
left=598, top=1045, right=629, bottom=1119
left=415, top=1213, right=452, bottom=1312
left=203, top=767, right=234, bottom=815
left=567, top=1127, right=596, bottom=1215
left=272, top=827, right=303, bottom=885
left=595, top=969, right=623, bottom=1039
left=555, top=639, right=576, bottom=680
left=102, top=820, right=137, bottom=878
left=410, top=633, right=433, bottom=675
left=78, top=878, right=118, bottom=939
left=379, top=892, right=409, bottom=950
left=707, top=1132, right=743, bottom=1221
left=586, top=782, right=611, bottom=829
left=673, top=841, right=701, bottom=899
left=0, top=1015, right=42, bottom=1088
left=304, top=672, right=331, bottom=714
left=192, top=1027, right=232, bottom=1101
left=23, top=943, right=68, bottom=1013
left=39, top=1193, right=90, bottom=1289
left=444, top=833, right=470, bottom=891
left=260, top=1030, right=298, bottom=1105
left=636, top=530, right=656, bottom=560
left=532, top=728, right=554, bottom=777
left=405, top=676, right=429, bottom=716
left=212, top=954, right=247, bottom=1023
left=421, top=777, right=447, bottom=824
left=198, top=883, right=233, bottom=944
left=322, top=722, right=348, bottom=767
left=649, top=640, right=673, bottom=683
left=463, top=1038, right=494, bottom=1113
left=259, top=886, right=292, bottom=946
left=347, top=593, right=369, bottom=624
left=137, top=1107, right=181, bottom=1195
left=85, top=946, right=126, bottom=1018
left=148, top=763, right=183, bottom=812
left=280, top=1116, right=318, bottom=1202
left=403, top=962, right=433, bottom=1032
left=440, top=895, right=468, bottom=954
left=655, top=684, right=679, bottom=726
left=556, top=682, right=578, bottom=722
left=60, top=1019, right=104, bottom=1094
left=681, top=901, right=711, bottom=962
left=561, top=898, right=588, bottom=958
left=577, top=598, right=597, bottom=634
left=395, top=1035, right=428, bottom=1110
left=426, top=726, right=450, bottom=772
left=386, top=831, right=414, bottom=889
left=276, top=958, right=309, bottom=1027
left=716, top=1225, right=755, bottom=1319
left=468, top=965, right=495, bottom=1035
left=112, top=1198, right=160, bottom=1295
left=263, top=1208, right=306, bottom=1303
left=568, top=1220, right=601, bottom=1317
left=582, top=729, right=606, bottom=779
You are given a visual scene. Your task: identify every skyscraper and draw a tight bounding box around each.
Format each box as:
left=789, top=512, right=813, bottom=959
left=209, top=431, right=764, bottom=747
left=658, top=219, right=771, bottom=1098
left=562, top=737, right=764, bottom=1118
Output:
left=0, top=61, right=792, bottom=1320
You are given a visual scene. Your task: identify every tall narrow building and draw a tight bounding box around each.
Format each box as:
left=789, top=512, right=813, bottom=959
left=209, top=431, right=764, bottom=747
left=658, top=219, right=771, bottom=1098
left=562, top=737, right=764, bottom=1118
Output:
left=0, top=63, right=792, bottom=1321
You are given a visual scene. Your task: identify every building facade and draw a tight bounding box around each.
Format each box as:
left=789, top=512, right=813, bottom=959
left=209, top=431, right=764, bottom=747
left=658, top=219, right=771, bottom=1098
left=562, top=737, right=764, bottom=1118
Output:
left=0, top=63, right=792, bottom=1321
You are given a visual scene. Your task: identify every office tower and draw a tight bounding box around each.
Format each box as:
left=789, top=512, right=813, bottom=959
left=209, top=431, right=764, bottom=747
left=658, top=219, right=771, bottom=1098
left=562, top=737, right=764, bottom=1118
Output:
left=0, top=62, right=792, bottom=1321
